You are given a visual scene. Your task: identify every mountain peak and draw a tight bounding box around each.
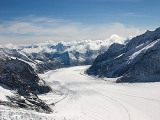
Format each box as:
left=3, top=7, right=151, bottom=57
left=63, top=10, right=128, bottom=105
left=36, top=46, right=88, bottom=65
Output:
left=155, top=27, right=160, bottom=32
left=87, top=27, right=160, bottom=82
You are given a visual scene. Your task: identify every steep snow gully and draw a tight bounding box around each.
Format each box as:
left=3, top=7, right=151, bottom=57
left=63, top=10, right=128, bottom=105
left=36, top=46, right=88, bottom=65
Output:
left=1, top=66, right=160, bottom=120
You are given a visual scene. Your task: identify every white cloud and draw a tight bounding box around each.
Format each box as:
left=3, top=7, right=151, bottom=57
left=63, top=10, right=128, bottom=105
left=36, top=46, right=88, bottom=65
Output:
left=0, top=16, right=145, bottom=45
left=3, top=36, right=125, bottom=55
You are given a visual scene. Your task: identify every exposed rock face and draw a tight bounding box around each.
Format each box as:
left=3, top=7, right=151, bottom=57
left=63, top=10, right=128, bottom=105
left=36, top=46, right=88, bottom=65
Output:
left=0, top=48, right=64, bottom=73
left=86, top=43, right=125, bottom=77
left=87, top=27, right=160, bottom=82
left=117, top=39, right=160, bottom=82
left=0, top=53, right=52, bottom=113
left=5, top=59, right=51, bottom=94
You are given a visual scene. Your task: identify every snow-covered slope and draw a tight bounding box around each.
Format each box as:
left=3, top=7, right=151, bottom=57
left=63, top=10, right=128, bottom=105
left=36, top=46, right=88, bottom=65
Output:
left=0, top=85, right=14, bottom=101
left=87, top=27, right=160, bottom=82
left=0, top=51, right=52, bottom=113
left=1, top=66, right=160, bottom=120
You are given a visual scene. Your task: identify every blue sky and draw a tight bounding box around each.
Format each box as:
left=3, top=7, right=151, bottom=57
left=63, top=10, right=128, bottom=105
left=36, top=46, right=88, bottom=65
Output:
left=0, top=0, right=160, bottom=45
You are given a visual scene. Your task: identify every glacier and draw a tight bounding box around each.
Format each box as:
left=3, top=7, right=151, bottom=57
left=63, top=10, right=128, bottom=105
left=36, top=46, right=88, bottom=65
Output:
left=1, top=66, right=160, bottom=120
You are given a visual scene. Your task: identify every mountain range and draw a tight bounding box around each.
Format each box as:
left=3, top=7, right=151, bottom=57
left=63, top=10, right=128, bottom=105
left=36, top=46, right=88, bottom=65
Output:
left=0, top=37, right=123, bottom=73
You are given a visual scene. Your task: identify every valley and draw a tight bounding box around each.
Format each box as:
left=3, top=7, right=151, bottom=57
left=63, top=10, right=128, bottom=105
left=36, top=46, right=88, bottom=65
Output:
left=1, top=66, right=160, bottom=120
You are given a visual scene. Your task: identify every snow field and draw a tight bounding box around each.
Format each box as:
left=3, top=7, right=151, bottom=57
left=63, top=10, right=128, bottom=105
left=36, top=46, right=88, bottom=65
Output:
left=40, top=66, right=160, bottom=120
left=0, top=85, right=14, bottom=101
left=1, top=66, right=160, bottom=120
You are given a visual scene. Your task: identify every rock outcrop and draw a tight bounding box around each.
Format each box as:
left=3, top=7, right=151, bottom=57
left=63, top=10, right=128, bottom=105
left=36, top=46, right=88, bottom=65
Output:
left=0, top=52, right=52, bottom=113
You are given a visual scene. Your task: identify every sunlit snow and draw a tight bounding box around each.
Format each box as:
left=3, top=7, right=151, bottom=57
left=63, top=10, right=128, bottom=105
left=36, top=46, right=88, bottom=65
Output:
left=1, top=66, right=160, bottom=120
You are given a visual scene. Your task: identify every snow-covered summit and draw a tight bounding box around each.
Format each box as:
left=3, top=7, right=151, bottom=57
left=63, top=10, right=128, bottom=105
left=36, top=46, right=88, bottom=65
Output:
left=87, top=27, right=160, bottom=82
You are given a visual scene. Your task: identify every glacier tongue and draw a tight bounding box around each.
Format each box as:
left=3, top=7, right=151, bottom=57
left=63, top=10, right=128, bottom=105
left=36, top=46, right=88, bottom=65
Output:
left=1, top=66, right=159, bottom=120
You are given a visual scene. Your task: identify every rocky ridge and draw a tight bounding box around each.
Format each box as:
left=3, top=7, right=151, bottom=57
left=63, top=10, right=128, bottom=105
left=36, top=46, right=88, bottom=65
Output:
left=87, top=27, right=160, bottom=82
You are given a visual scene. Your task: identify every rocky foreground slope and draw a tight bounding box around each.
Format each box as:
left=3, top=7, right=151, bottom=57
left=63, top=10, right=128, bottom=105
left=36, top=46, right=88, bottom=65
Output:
left=0, top=51, right=52, bottom=113
left=87, top=27, right=160, bottom=82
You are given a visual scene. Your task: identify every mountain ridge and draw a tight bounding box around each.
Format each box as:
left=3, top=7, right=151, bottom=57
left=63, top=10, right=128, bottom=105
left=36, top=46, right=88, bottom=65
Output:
left=86, top=27, right=160, bottom=82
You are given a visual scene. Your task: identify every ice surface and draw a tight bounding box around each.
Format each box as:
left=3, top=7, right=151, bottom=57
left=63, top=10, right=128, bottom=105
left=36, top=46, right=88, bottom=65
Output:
left=1, top=66, right=160, bottom=120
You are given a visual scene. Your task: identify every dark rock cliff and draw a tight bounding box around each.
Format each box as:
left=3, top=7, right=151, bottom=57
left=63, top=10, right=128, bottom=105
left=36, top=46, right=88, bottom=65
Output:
left=0, top=52, right=52, bottom=113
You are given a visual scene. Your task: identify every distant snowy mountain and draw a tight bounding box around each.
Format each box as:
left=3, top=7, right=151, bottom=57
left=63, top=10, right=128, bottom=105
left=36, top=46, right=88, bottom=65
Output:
left=87, top=27, right=160, bottom=82
left=0, top=35, right=127, bottom=73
